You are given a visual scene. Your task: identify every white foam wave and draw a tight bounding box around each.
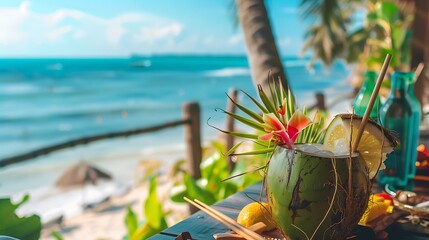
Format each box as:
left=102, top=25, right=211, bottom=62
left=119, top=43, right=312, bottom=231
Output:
left=283, top=59, right=309, bottom=68
left=2, top=84, right=39, bottom=94
left=205, top=67, right=250, bottom=77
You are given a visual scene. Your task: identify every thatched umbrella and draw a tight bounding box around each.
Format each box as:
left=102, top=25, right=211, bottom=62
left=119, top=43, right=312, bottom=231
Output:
left=55, top=161, right=112, bottom=188
left=55, top=161, right=112, bottom=209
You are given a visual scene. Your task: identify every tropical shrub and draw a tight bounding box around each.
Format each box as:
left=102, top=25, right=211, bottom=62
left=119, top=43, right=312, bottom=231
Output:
left=123, top=177, right=168, bottom=240
left=169, top=140, right=263, bottom=205
left=0, top=195, right=42, bottom=240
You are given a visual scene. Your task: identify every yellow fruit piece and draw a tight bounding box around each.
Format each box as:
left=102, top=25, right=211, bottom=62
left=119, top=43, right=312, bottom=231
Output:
left=323, top=114, right=398, bottom=179
left=237, top=202, right=276, bottom=231
left=359, top=195, right=390, bottom=224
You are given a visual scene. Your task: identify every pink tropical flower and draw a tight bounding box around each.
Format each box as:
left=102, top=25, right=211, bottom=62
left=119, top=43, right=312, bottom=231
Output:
left=259, top=111, right=311, bottom=148
left=287, top=110, right=311, bottom=142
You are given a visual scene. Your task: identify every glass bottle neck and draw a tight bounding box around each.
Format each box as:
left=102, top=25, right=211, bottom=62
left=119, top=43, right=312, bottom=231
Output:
left=391, top=72, right=408, bottom=97
left=361, top=72, right=377, bottom=90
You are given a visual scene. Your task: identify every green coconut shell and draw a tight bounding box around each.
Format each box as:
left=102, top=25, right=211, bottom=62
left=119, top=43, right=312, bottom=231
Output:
left=265, top=145, right=371, bottom=240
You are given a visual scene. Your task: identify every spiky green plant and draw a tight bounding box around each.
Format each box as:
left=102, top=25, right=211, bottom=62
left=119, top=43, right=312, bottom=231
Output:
left=213, top=79, right=325, bottom=157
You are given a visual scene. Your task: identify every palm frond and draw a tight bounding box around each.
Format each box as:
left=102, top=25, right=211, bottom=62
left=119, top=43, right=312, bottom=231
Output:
left=216, top=108, right=265, bottom=131
left=240, top=90, right=269, bottom=114
left=226, top=93, right=263, bottom=123
left=257, top=85, right=278, bottom=117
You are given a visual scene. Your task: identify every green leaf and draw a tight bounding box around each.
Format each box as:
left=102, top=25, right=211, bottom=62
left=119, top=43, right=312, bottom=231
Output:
left=230, top=148, right=275, bottom=156
left=130, top=222, right=158, bottom=240
left=257, top=85, right=278, bottom=117
left=225, top=142, right=246, bottom=156
left=286, top=88, right=296, bottom=120
left=240, top=90, right=268, bottom=113
left=0, top=195, right=42, bottom=240
left=200, top=143, right=229, bottom=184
left=183, top=173, right=216, bottom=205
left=220, top=131, right=259, bottom=140
left=268, top=78, right=280, bottom=110
left=125, top=205, right=139, bottom=236
left=51, top=231, right=64, bottom=240
left=391, top=26, right=407, bottom=51
left=216, top=181, right=238, bottom=200
left=376, top=2, right=400, bottom=24
left=169, top=184, right=187, bottom=203
left=220, top=109, right=265, bottom=131
left=227, top=94, right=263, bottom=123
left=144, top=177, right=168, bottom=230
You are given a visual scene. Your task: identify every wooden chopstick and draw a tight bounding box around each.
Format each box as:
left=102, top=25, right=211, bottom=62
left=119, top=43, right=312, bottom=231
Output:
left=193, top=199, right=266, bottom=240
left=184, top=197, right=265, bottom=240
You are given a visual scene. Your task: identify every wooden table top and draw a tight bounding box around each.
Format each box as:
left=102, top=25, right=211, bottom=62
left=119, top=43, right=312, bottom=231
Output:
left=148, top=182, right=265, bottom=240
left=148, top=179, right=429, bottom=240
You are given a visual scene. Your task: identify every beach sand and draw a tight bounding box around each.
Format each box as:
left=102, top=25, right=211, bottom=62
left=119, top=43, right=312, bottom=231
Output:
left=41, top=169, right=189, bottom=240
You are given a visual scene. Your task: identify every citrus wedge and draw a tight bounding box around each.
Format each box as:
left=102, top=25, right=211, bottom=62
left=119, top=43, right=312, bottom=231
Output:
left=323, top=113, right=398, bottom=179
left=237, top=202, right=276, bottom=231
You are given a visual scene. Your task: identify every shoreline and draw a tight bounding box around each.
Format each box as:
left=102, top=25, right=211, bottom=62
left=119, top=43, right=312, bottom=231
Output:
left=3, top=134, right=189, bottom=223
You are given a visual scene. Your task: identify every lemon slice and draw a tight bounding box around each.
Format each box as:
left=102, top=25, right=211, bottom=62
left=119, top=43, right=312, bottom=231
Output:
left=323, top=114, right=398, bottom=179
left=237, top=202, right=276, bottom=231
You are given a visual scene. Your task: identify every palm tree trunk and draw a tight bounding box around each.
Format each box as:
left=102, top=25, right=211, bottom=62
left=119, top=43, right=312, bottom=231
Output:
left=411, top=0, right=429, bottom=118
left=236, top=0, right=290, bottom=94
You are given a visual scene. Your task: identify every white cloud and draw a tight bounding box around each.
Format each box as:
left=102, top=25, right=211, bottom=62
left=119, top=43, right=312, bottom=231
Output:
left=227, top=34, right=242, bottom=45
left=19, top=1, right=30, bottom=13
left=73, top=30, right=85, bottom=39
left=0, top=2, right=29, bottom=45
left=0, top=1, right=185, bottom=55
left=139, top=23, right=183, bottom=42
left=48, top=25, right=73, bottom=41
left=0, top=1, right=248, bottom=56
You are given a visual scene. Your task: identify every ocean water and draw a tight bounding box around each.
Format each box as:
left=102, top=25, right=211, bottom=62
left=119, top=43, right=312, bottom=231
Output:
left=0, top=55, right=352, bottom=221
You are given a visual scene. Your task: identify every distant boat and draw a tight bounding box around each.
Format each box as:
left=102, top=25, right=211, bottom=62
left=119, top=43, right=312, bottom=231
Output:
left=129, top=54, right=152, bottom=68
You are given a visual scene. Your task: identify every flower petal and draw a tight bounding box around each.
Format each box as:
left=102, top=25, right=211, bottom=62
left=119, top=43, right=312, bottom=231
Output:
left=273, top=130, right=293, bottom=147
left=262, top=113, right=285, bottom=131
left=287, top=110, right=311, bottom=142
left=259, top=132, right=274, bottom=141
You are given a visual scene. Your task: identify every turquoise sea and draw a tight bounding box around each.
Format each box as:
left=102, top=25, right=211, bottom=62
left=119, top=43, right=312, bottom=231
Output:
left=0, top=55, right=353, bottom=221
left=0, top=55, right=351, bottom=160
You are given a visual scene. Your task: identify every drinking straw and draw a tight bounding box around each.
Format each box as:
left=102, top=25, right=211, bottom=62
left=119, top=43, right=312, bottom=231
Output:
left=352, top=54, right=392, bottom=153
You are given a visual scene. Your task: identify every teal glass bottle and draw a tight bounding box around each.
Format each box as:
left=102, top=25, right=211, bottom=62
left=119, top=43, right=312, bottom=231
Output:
left=353, top=71, right=380, bottom=121
left=378, top=72, right=412, bottom=187
left=405, top=72, right=421, bottom=179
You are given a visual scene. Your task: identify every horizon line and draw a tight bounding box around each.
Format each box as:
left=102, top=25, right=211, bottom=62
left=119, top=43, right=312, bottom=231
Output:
left=0, top=53, right=310, bottom=59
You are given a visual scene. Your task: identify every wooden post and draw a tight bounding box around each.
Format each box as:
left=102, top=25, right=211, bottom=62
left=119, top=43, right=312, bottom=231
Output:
left=315, top=92, right=326, bottom=111
left=311, top=92, right=326, bottom=111
left=183, top=102, right=202, bottom=214
left=225, top=88, right=238, bottom=172
left=183, top=102, right=202, bottom=179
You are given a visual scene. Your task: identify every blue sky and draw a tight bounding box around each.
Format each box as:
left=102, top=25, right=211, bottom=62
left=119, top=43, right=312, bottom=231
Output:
left=0, top=0, right=306, bottom=57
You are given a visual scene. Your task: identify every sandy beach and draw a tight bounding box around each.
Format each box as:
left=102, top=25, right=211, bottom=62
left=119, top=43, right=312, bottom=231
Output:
left=41, top=170, right=189, bottom=240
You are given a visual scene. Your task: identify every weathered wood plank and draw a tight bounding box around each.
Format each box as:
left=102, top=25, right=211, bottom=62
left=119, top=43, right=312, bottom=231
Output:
left=147, top=232, right=176, bottom=239
left=158, top=206, right=241, bottom=240
left=148, top=182, right=264, bottom=240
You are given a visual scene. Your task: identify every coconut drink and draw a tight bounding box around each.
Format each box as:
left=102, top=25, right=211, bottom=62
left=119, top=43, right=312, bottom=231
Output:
left=218, top=77, right=397, bottom=239
left=266, top=144, right=370, bottom=239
